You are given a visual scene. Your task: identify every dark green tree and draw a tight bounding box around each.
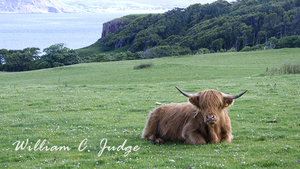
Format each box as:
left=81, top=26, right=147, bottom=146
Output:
left=0, top=48, right=40, bottom=72
left=36, top=43, right=80, bottom=69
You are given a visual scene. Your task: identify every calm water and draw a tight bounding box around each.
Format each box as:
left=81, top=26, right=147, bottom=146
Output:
left=0, top=13, right=132, bottom=51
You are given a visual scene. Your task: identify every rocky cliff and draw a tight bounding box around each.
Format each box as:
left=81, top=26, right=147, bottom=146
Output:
left=0, top=0, right=76, bottom=13
left=101, top=20, right=128, bottom=39
left=101, top=14, right=146, bottom=39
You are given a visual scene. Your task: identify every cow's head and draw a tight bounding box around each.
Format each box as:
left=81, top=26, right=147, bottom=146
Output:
left=175, top=86, right=247, bottom=124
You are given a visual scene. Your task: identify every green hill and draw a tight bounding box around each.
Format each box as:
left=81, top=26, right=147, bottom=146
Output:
left=77, top=0, right=300, bottom=59
left=1, top=49, right=298, bottom=86
left=1, top=49, right=300, bottom=168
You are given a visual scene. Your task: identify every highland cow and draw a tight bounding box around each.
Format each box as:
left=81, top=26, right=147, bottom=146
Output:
left=142, top=86, right=247, bottom=145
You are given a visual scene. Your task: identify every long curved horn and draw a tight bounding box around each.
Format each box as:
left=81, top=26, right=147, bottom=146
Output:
left=175, top=86, right=198, bottom=97
left=223, top=90, right=248, bottom=99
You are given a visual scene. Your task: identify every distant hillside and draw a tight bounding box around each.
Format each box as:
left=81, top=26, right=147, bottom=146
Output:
left=61, top=0, right=169, bottom=13
left=98, top=0, right=300, bottom=53
left=0, top=0, right=170, bottom=13
left=0, top=0, right=77, bottom=13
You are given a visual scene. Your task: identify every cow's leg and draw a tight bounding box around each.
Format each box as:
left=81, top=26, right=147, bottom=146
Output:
left=154, top=138, right=165, bottom=145
left=183, top=132, right=206, bottom=145
left=221, top=131, right=232, bottom=143
left=141, top=109, right=161, bottom=142
left=208, top=131, right=219, bottom=143
left=221, top=134, right=232, bottom=143
left=205, top=126, right=222, bottom=143
left=219, top=113, right=233, bottom=143
left=182, top=123, right=206, bottom=145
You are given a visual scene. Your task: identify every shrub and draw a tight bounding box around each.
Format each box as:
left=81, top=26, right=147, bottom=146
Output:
left=227, top=47, right=236, bottom=52
left=219, top=49, right=227, bottom=53
left=138, top=46, right=192, bottom=59
left=240, top=46, right=252, bottom=52
left=240, top=45, right=261, bottom=52
left=93, top=53, right=110, bottom=62
left=134, top=63, right=154, bottom=69
left=37, top=61, right=51, bottom=69
left=195, top=48, right=210, bottom=55
left=53, top=62, right=64, bottom=67
left=265, top=37, right=278, bottom=49
left=82, top=56, right=92, bottom=63
left=125, top=51, right=139, bottom=60
left=281, top=61, right=300, bottom=74
left=266, top=61, right=300, bottom=74
left=276, top=35, right=300, bottom=49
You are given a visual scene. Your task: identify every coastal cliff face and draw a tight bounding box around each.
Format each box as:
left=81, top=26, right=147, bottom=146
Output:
left=101, top=20, right=128, bottom=39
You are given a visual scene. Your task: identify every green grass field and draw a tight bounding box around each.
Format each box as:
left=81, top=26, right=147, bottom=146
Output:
left=1, top=48, right=300, bottom=168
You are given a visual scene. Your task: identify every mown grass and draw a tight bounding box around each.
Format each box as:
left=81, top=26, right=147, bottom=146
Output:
left=0, top=48, right=300, bottom=168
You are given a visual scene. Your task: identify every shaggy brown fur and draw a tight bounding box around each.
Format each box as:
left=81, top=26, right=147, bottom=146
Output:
left=142, top=88, right=246, bottom=145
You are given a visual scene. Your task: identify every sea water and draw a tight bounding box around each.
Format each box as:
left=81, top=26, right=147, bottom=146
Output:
left=0, top=13, right=132, bottom=51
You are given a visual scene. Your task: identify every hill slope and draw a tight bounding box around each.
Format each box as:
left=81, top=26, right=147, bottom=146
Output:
left=0, top=49, right=300, bottom=168
left=97, top=0, right=300, bottom=53
left=1, top=48, right=299, bottom=86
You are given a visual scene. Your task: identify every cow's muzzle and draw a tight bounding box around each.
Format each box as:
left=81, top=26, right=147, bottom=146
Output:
left=206, top=115, right=216, bottom=124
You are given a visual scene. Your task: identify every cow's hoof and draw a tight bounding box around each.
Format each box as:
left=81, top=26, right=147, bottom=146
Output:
left=155, top=138, right=165, bottom=145
left=149, top=135, right=156, bottom=143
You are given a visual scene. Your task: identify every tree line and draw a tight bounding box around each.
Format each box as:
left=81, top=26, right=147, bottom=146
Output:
left=102, top=0, right=300, bottom=53
left=0, top=44, right=80, bottom=72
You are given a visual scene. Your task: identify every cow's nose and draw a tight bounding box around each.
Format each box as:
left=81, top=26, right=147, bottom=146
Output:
left=206, top=115, right=215, bottom=121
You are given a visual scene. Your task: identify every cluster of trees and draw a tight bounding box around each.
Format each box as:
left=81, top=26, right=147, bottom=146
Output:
left=0, top=44, right=80, bottom=72
left=137, top=46, right=192, bottom=59
left=239, top=35, right=300, bottom=51
left=81, top=51, right=140, bottom=63
left=102, top=0, right=300, bottom=54
left=0, top=47, right=39, bottom=72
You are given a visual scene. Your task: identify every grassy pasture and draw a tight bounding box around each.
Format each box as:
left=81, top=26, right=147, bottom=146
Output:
left=0, top=48, right=300, bottom=168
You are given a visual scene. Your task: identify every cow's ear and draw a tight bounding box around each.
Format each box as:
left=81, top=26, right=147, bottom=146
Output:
left=189, top=96, right=199, bottom=106
left=223, top=97, right=234, bottom=108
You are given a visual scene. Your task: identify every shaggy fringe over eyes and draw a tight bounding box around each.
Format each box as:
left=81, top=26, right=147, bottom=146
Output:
left=198, top=90, right=223, bottom=110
